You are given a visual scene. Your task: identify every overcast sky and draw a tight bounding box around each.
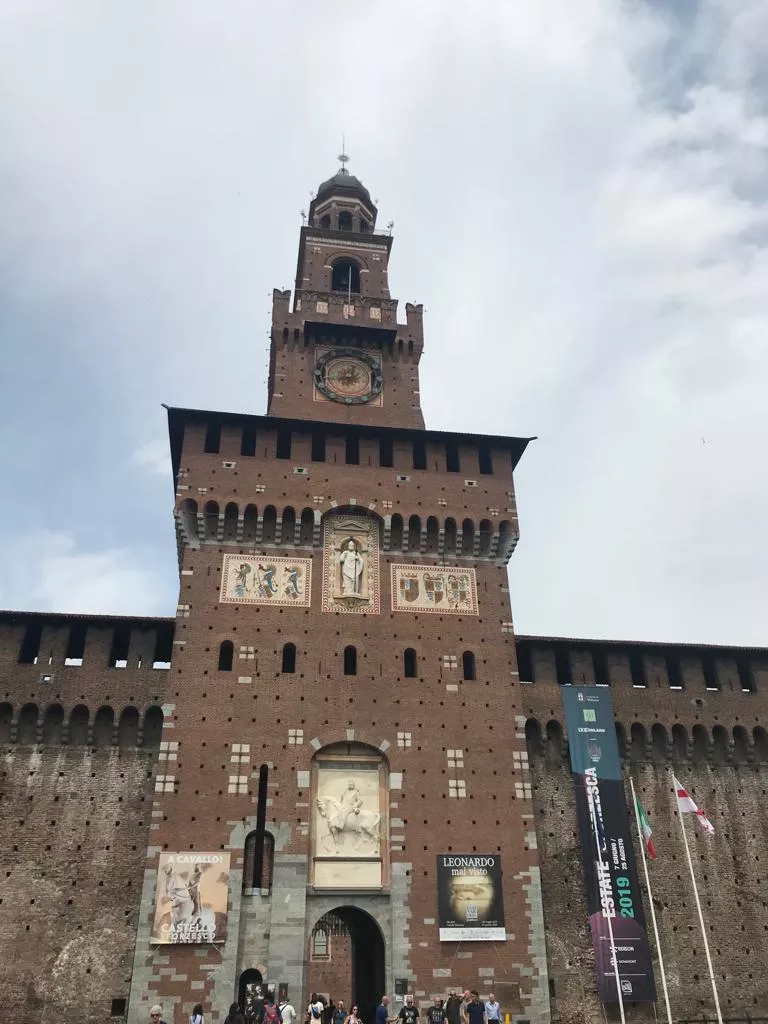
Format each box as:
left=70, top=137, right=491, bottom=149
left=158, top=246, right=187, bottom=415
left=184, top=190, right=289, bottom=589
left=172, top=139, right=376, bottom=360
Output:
left=1, top=0, right=767, bottom=646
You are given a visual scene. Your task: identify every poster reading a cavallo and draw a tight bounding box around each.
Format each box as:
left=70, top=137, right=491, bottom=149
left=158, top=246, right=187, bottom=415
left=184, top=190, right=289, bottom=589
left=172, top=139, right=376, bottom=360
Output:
left=151, top=852, right=230, bottom=944
left=436, top=854, right=505, bottom=941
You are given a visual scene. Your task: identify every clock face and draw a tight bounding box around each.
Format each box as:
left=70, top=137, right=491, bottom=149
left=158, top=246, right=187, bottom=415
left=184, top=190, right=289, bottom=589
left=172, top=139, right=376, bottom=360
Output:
left=314, top=349, right=383, bottom=405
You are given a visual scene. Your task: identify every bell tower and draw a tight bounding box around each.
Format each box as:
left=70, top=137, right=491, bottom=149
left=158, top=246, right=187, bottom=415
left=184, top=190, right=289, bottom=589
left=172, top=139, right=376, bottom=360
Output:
left=268, top=158, right=425, bottom=428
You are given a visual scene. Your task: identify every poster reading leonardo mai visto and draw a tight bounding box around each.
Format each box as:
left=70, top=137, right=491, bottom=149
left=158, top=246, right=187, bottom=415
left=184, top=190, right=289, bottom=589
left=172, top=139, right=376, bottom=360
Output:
left=151, top=852, right=231, bottom=944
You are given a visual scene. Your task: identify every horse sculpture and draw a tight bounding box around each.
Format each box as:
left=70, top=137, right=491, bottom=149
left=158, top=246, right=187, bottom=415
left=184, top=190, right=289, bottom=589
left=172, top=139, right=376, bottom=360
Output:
left=316, top=791, right=381, bottom=852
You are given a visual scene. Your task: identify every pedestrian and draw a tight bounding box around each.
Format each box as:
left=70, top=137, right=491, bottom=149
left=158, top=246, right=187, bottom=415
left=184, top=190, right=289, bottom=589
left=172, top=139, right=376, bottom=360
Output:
left=264, top=995, right=282, bottom=1024
left=225, top=1004, right=246, bottom=1024
left=459, top=992, right=472, bottom=1024
left=465, top=992, right=485, bottom=1024
left=483, top=994, right=500, bottom=1024
left=325, top=1000, right=336, bottom=1024
left=150, top=1006, right=168, bottom=1024
left=426, top=997, right=447, bottom=1024
left=279, top=994, right=297, bottom=1024
left=334, top=1000, right=347, bottom=1024
left=444, top=994, right=461, bottom=1024
left=375, top=995, right=391, bottom=1024
left=309, top=994, right=325, bottom=1023
left=190, top=1004, right=204, bottom=1024
left=345, top=1005, right=363, bottom=1024
left=397, top=995, right=419, bottom=1024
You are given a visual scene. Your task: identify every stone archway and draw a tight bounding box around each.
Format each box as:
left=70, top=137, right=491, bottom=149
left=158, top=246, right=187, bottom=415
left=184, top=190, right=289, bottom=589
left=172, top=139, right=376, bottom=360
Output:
left=239, top=967, right=263, bottom=1016
left=307, top=907, right=385, bottom=1024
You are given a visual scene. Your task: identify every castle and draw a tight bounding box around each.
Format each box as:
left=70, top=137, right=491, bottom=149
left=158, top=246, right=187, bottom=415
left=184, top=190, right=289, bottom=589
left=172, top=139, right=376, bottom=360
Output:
left=1, top=165, right=766, bottom=1024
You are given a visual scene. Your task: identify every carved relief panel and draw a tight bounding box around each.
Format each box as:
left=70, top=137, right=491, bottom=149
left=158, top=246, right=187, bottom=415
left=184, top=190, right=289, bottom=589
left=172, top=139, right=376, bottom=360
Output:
left=322, top=512, right=380, bottom=614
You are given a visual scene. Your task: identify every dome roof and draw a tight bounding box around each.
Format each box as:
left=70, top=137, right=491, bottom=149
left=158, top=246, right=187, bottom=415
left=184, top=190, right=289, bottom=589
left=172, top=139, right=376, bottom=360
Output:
left=316, top=168, right=372, bottom=204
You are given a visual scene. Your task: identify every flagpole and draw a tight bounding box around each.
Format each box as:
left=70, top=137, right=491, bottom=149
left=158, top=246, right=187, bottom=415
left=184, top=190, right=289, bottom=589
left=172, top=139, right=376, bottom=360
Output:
left=588, top=785, right=626, bottom=1024
left=629, top=775, right=672, bottom=1024
left=674, top=775, right=723, bottom=1024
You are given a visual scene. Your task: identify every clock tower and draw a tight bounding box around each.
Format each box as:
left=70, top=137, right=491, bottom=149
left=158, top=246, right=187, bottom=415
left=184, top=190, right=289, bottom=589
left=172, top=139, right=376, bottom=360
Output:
left=128, top=162, right=548, bottom=1024
left=268, top=159, right=425, bottom=429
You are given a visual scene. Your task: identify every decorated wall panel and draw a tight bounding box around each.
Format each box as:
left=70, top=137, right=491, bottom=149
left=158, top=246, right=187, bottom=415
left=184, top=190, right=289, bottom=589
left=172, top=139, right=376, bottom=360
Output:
left=220, top=554, right=312, bottom=606
left=313, top=758, right=385, bottom=889
left=322, top=512, right=380, bottom=614
left=391, top=564, right=478, bottom=615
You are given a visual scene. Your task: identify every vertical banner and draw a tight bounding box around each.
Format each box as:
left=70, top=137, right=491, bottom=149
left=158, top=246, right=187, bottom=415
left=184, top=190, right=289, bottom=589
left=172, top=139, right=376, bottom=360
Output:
left=151, top=852, right=231, bottom=944
left=562, top=687, right=656, bottom=1002
left=436, top=854, right=506, bottom=941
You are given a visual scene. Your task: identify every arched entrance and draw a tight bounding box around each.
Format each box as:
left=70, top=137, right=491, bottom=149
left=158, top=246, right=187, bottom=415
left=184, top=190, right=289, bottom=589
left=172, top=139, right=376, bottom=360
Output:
left=239, top=968, right=263, bottom=1016
left=307, top=907, right=385, bottom=1024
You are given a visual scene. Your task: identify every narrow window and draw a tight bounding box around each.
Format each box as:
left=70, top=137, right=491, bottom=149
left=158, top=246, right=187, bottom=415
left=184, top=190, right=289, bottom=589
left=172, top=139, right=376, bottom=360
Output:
left=666, top=655, right=684, bottom=690
left=379, top=434, right=393, bottom=468
left=404, top=648, right=417, bottom=678
left=462, top=650, right=476, bottom=680
left=592, top=647, right=609, bottom=686
left=338, top=211, right=353, bottom=231
left=344, top=646, right=357, bottom=675
left=311, top=430, right=326, bottom=462
left=478, top=443, right=493, bottom=475
left=554, top=645, right=571, bottom=685
left=109, top=626, right=131, bottom=669
left=446, top=441, right=460, bottom=473
left=346, top=433, right=360, bottom=465
left=282, top=643, right=296, bottom=673
left=241, top=422, right=257, bottom=457
left=276, top=426, right=292, bottom=460
left=412, top=438, right=427, bottom=470
left=252, top=765, right=269, bottom=888
left=702, top=655, right=719, bottom=691
left=516, top=642, right=534, bottom=683
left=737, top=656, right=755, bottom=693
left=218, top=641, right=233, bottom=672
left=204, top=419, right=221, bottom=454
left=313, top=928, right=329, bottom=959
left=629, top=650, right=647, bottom=688
left=18, top=620, right=43, bottom=665
left=64, top=623, right=87, bottom=666
left=331, top=259, right=360, bottom=293
left=320, top=214, right=331, bottom=229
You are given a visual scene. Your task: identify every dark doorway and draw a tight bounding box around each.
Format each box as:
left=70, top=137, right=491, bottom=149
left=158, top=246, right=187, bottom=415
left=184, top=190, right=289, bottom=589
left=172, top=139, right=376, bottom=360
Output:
left=239, top=968, right=264, bottom=1014
left=307, top=907, right=385, bottom=1024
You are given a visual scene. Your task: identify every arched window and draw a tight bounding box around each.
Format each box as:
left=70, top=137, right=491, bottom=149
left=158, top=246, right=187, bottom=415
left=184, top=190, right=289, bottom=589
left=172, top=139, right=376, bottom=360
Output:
left=331, top=259, right=360, bottom=293
left=218, top=641, right=234, bottom=672
left=404, top=649, right=417, bottom=678
left=320, top=214, right=331, bottom=229
left=223, top=502, right=239, bottom=542
left=338, top=211, right=353, bottom=231
left=344, top=645, right=357, bottom=675
left=282, top=643, right=296, bottom=673
left=118, top=706, right=140, bottom=748
left=17, top=703, right=39, bottom=744
left=462, top=651, right=476, bottom=680
left=444, top=517, right=457, bottom=554
left=93, top=705, right=114, bottom=749
left=312, top=927, right=329, bottom=959
left=390, top=514, right=403, bottom=550
left=142, top=706, right=164, bottom=749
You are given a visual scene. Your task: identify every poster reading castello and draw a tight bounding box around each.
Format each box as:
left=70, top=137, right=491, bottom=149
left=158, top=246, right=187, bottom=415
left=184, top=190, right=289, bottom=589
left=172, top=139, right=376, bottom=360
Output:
left=436, top=854, right=506, bottom=941
left=151, top=852, right=231, bottom=945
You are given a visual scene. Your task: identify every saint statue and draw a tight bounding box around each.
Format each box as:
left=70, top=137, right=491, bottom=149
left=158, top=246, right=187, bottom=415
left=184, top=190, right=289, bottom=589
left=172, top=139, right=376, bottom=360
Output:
left=339, top=538, right=365, bottom=596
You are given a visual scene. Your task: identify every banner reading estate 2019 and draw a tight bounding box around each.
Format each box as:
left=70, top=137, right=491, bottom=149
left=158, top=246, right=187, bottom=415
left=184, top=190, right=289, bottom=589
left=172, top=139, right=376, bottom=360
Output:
left=562, top=687, right=656, bottom=1003
left=436, top=854, right=506, bottom=941
left=151, top=852, right=231, bottom=944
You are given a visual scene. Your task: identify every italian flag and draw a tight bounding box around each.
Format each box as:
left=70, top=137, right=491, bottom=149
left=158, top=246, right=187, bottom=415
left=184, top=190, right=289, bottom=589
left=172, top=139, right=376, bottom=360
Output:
left=635, top=797, right=657, bottom=859
left=673, top=775, right=715, bottom=835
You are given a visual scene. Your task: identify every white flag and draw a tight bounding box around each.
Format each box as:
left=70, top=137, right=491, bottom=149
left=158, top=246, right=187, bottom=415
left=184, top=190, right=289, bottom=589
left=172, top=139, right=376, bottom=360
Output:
left=673, top=775, right=715, bottom=835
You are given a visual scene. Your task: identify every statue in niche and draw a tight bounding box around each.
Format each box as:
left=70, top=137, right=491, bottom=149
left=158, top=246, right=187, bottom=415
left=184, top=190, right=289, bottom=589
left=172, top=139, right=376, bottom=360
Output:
left=316, top=778, right=381, bottom=854
left=338, top=538, right=366, bottom=597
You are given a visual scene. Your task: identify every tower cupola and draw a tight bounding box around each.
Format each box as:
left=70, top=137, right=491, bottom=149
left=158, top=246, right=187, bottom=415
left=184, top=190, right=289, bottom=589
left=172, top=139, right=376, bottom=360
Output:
left=309, top=154, right=378, bottom=233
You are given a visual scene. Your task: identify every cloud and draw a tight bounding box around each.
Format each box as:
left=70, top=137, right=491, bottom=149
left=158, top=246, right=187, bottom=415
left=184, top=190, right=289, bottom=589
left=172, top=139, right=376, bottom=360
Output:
left=131, top=439, right=172, bottom=478
left=0, top=0, right=766, bottom=643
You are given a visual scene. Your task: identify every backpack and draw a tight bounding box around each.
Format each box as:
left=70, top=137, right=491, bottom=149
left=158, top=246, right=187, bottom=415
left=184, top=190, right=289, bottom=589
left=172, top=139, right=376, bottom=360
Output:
left=265, top=1005, right=281, bottom=1024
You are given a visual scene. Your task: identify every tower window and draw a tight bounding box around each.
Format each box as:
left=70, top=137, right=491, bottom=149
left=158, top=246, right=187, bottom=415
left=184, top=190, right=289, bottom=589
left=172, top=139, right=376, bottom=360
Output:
left=404, top=648, right=417, bottom=678
left=478, top=443, right=493, bottom=475
left=204, top=419, right=221, bottom=454
left=311, top=430, right=326, bottom=462
left=516, top=642, right=534, bottom=683
left=346, top=433, right=360, bottom=465
left=218, top=641, right=234, bottom=672
left=379, top=435, right=393, bottom=468
left=331, top=259, right=360, bottom=294
left=241, top=422, right=257, bottom=457
left=666, top=655, right=684, bottom=690
left=18, top=620, right=43, bottom=665
left=338, top=211, right=353, bottom=232
left=276, top=426, right=292, bottom=460
left=629, top=650, right=646, bottom=688
left=554, top=645, right=571, bottom=685
left=446, top=441, right=460, bottom=473
left=462, top=651, right=476, bottom=680
left=320, top=214, right=331, bottom=229
left=282, top=643, right=296, bottom=673
left=412, top=438, right=427, bottom=470
left=592, top=647, right=609, bottom=686
left=344, top=646, right=357, bottom=675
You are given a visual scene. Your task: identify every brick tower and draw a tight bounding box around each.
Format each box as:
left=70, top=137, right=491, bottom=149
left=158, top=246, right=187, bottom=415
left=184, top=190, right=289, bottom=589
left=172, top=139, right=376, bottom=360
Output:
left=128, top=162, right=548, bottom=1024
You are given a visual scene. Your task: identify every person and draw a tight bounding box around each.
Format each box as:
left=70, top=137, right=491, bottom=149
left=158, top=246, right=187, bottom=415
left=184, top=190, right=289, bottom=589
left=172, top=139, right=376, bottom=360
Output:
left=251, top=988, right=266, bottom=1024
left=309, top=994, right=325, bottom=1023
left=225, top=1004, right=246, bottom=1024
left=334, top=1000, right=347, bottom=1024
left=444, top=995, right=461, bottom=1024
left=375, top=995, right=390, bottom=1024
left=264, top=995, right=282, bottom=1024
left=325, top=1000, right=336, bottom=1024
left=345, top=1006, right=363, bottom=1024
left=483, top=995, right=500, bottom=1024
left=426, top=998, right=446, bottom=1024
left=279, top=995, right=297, bottom=1024
left=190, top=1004, right=204, bottom=1024
left=465, top=993, right=485, bottom=1024
left=150, top=1006, right=168, bottom=1024
left=397, top=995, right=419, bottom=1024
left=459, top=992, right=472, bottom=1024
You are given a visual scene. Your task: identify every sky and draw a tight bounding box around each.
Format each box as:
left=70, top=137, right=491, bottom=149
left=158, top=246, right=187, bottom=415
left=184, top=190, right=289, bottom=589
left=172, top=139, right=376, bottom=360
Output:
left=1, top=0, right=767, bottom=645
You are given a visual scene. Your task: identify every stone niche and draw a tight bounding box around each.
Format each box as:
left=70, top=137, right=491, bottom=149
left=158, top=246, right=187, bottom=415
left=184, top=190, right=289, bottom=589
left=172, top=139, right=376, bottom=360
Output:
left=311, top=745, right=388, bottom=889
left=322, top=512, right=381, bottom=614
